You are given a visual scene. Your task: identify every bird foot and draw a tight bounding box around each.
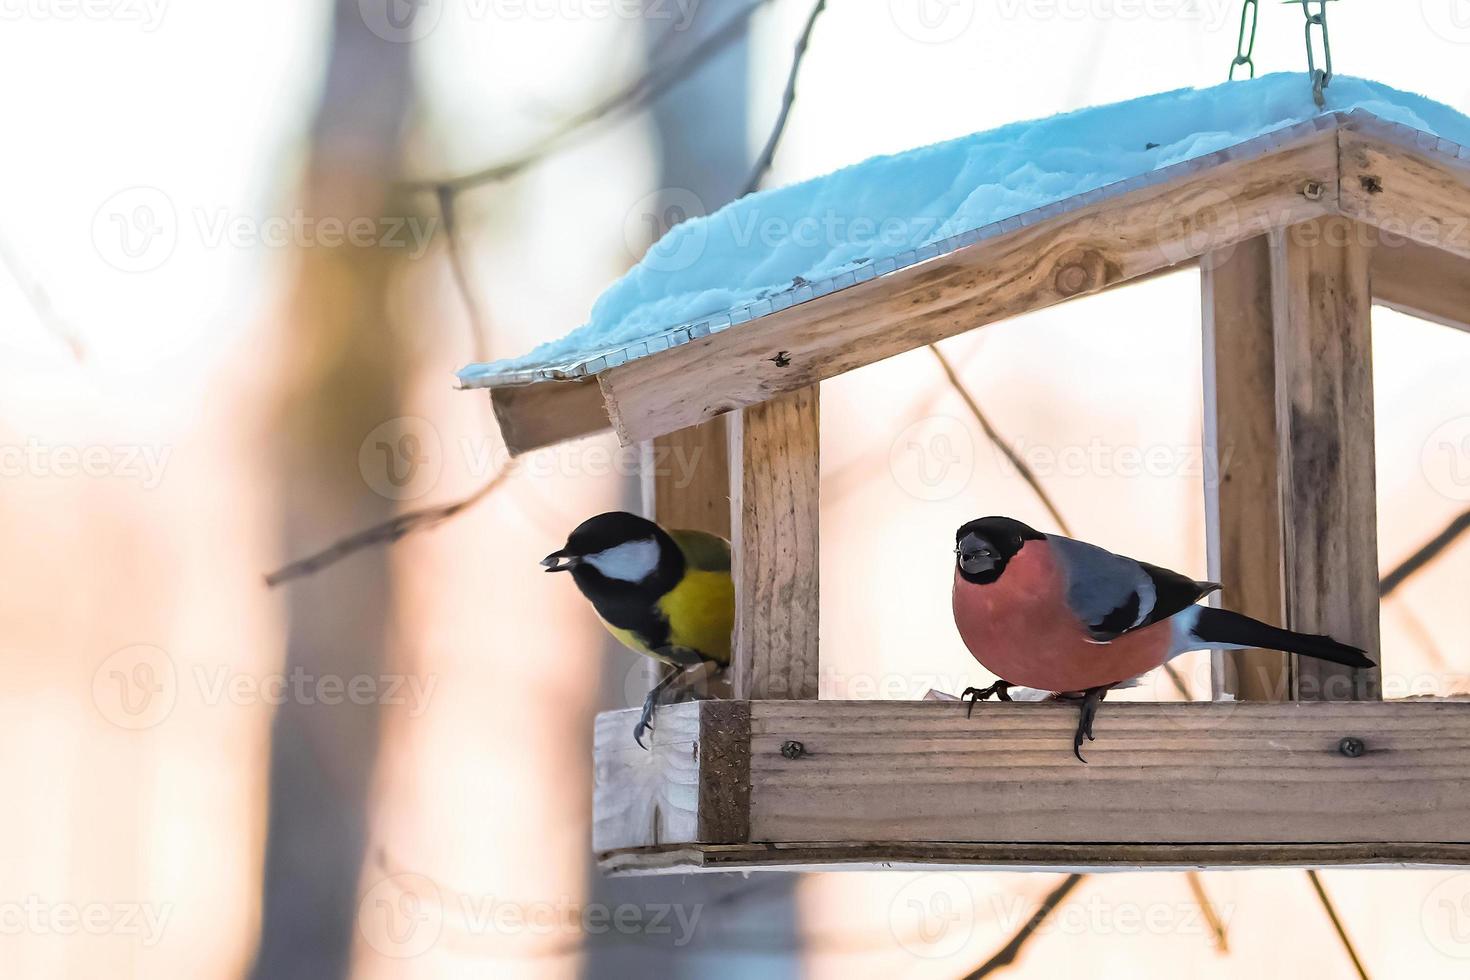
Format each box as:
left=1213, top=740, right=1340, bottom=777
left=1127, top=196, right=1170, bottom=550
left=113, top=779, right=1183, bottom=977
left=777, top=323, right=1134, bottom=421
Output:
left=1062, top=685, right=1111, bottom=763
left=960, top=681, right=1014, bottom=718
left=632, top=694, right=659, bottom=750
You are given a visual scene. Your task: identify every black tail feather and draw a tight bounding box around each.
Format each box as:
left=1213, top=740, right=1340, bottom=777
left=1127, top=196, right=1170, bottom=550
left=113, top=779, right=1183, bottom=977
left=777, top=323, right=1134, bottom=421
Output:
left=1192, top=607, right=1375, bottom=669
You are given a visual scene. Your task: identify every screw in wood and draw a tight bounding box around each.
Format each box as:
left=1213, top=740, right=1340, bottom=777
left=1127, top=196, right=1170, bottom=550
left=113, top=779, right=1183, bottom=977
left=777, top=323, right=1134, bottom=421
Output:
left=1338, top=736, right=1365, bottom=758
left=780, top=740, right=805, bottom=760
left=1301, top=180, right=1325, bottom=201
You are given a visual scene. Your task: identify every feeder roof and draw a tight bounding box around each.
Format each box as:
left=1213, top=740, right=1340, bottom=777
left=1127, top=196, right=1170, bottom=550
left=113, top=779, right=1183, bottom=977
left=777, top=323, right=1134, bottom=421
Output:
left=459, top=74, right=1470, bottom=391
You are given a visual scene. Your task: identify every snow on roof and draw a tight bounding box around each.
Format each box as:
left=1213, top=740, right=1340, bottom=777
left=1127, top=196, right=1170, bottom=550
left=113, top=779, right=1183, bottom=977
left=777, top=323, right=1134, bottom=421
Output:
left=459, top=74, right=1470, bottom=389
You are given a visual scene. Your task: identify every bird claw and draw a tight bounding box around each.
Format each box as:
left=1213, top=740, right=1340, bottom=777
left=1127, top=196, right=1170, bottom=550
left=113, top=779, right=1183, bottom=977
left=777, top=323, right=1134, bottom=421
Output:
left=1070, top=685, right=1110, bottom=763
left=633, top=688, right=662, bottom=750
left=960, top=681, right=1013, bottom=718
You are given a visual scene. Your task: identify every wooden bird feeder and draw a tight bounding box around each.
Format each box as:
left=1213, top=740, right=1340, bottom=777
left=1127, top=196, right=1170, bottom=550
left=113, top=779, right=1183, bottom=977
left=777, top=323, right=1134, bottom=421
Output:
left=465, top=107, right=1470, bottom=874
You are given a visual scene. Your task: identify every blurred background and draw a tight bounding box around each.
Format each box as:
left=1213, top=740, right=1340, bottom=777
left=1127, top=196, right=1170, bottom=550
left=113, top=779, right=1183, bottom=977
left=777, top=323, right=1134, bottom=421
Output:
left=3, top=0, right=1470, bottom=977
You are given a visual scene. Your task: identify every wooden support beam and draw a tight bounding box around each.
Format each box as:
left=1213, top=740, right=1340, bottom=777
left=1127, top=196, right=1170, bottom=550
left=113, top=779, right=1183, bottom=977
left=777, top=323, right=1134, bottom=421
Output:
left=1339, top=121, right=1470, bottom=261
left=594, top=700, right=1470, bottom=863
left=1372, top=237, right=1470, bottom=333
left=1272, top=218, right=1382, bottom=701
left=489, top=378, right=610, bottom=456
left=638, top=418, right=734, bottom=699
left=602, top=841, right=1470, bottom=876
left=598, top=126, right=1338, bottom=445
left=639, top=418, right=731, bottom=539
left=1201, top=238, right=1290, bottom=701
left=727, top=386, right=820, bottom=700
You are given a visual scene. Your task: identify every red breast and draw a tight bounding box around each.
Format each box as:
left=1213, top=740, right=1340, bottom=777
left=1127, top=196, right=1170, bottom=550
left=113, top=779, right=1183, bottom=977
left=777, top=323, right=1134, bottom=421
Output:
left=952, top=538, right=1174, bottom=692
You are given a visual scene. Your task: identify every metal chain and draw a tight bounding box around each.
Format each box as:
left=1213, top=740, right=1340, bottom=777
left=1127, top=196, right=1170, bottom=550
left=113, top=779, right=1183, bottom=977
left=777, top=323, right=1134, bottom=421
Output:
left=1296, top=0, right=1334, bottom=107
left=1229, top=0, right=1259, bottom=79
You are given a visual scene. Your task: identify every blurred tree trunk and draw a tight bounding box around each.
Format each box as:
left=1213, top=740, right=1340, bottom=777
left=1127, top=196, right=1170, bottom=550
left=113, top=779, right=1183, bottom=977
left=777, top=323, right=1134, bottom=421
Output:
left=249, top=2, right=418, bottom=977
left=582, top=7, right=803, bottom=978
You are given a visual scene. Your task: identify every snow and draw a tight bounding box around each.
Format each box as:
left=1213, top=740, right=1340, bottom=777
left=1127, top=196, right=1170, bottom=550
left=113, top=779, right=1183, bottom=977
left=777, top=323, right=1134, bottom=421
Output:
left=460, top=74, right=1470, bottom=386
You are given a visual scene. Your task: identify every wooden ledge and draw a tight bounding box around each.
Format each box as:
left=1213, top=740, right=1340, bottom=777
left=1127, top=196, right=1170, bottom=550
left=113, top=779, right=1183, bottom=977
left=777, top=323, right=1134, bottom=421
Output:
left=594, top=699, right=1470, bottom=874
left=600, top=842, right=1470, bottom=876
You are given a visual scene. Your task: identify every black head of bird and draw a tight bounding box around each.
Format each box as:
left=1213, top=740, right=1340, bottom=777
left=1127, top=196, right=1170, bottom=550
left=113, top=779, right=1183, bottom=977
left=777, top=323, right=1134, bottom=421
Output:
left=541, top=511, right=683, bottom=599
left=954, top=516, right=1043, bottom=584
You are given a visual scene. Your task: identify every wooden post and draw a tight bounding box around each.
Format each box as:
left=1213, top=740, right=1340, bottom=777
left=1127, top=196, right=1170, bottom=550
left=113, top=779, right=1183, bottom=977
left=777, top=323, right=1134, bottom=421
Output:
left=1271, top=217, right=1382, bottom=701
left=640, top=417, right=731, bottom=539
left=727, top=385, right=820, bottom=700
left=1201, top=238, right=1290, bottom=702
left=639, top=417, right=733, bottom=699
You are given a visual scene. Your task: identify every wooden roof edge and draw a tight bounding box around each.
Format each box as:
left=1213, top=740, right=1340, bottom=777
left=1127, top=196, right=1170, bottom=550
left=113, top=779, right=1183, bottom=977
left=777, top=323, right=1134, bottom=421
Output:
left=486, top=109, right=1470, bottom=454
left=464, top=112, right=1350, bottom=394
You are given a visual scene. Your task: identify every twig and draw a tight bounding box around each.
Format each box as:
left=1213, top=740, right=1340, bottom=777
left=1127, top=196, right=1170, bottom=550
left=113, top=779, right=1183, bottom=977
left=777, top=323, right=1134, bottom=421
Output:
left=265, top=463, right=516, bottom=587
left=1185, top=872, right=1231, bottom=954
left=1378, top=508, right=1470, bottom=598
left=0, top=230, right=85, bottom=360
left=962, top=874, right=1084, bottom=979
left=741, top=0, right=827, bottom=197
left=929, top=343, right=1073, bottom=536
left=436, top=186, right=491, bottom=363
left=399, top=0, right=771, bottom=194
left=1307, top=870, right=1371, bottom=980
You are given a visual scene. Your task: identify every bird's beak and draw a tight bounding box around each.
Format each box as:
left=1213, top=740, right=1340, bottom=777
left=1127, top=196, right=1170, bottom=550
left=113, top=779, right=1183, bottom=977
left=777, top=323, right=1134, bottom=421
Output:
left=541, top=550, right=579, bottom=573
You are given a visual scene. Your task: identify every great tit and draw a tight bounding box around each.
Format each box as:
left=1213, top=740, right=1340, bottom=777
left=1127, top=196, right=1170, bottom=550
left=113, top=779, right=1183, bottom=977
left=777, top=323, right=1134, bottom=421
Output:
left=543, top=511, right=733, bottom=746
left=951, top=516, right=1374, bottom=761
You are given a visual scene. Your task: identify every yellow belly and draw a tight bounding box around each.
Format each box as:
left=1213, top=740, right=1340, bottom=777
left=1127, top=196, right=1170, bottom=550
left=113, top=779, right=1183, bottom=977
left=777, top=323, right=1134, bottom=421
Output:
left=600, top=569, right=733, bottom=665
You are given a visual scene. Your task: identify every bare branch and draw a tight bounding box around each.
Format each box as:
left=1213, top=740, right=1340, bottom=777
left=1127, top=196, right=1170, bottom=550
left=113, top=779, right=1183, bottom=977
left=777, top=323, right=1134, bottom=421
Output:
left=1307, top=870, right=1371, bottom=980
left=963, top=874, right=1084, bottom=979
left=0, top=230, right=84, bottom=360
left=399, top=0, right=771, bottom=195
left=1185, top=871, right=1231, bottom=954
left=1379, top=508, right=1470, bottom=598
left=265, top=463, right=516, bottom=587
left=741, top=0, right=827, bottom=197
left=436, top=186, right=491, bottom=363
left=929, top=343, right=1073, bottom=536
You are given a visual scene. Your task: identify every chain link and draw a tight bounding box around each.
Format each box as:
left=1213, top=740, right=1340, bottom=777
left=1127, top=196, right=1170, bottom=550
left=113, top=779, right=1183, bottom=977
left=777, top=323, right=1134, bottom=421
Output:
left=1296, top=0, right=1334, bottom=107
left=1229, top=0, right=1259, bottom=80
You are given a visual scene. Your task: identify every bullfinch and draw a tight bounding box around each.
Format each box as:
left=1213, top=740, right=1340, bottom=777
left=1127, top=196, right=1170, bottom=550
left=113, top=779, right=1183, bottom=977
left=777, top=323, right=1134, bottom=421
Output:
left=543, top=511, right=733, bottom=747
left=952, top=516, right=1374, bottom=761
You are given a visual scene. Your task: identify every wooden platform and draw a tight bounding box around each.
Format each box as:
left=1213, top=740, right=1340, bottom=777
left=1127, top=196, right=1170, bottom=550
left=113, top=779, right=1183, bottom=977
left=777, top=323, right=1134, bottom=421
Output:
left=594, top=700, right=1470, bottom=874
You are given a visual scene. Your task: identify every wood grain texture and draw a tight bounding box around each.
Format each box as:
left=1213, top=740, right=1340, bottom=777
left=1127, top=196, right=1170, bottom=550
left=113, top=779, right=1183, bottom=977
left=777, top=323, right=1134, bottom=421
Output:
left=593, top=700, right=1470, bottom=859
left=1271, top=218, right=1382, bottom=701
left=489, top=378, right=609, bottom=456
left=592, top=704, right=703, bottom=853
left=1200, top=239, right=1289, bottom=701
left=638, top=417, right=735, bottom=699
left=1373, top=237, right=1470, bottom=333
left=592, top=701, right=751, bottom=852
left=597, top=130, right=1338, bottom=444
left=639, top=417, right=731, bottom=539
left=728, top=386, right=820, bottom=700
left=600, top=842, right=1470, bottom=875
left=1339, top=126, right=1470, bottom=261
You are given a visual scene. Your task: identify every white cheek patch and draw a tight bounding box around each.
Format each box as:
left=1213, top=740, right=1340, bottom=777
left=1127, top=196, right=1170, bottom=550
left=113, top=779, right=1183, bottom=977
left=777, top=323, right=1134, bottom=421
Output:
left=583, top=538, right=661, bottom=583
